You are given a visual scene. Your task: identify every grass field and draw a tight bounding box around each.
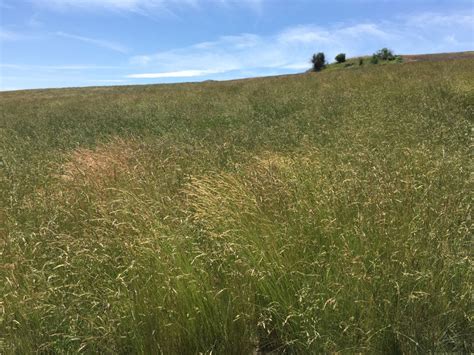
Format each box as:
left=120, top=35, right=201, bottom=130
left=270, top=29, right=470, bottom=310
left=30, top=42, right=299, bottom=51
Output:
left=1, top=56, right=473, bottom=353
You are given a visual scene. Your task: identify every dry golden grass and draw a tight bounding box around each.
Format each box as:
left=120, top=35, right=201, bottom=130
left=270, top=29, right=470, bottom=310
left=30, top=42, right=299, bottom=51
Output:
left=58, top=137, right=143, bottom=184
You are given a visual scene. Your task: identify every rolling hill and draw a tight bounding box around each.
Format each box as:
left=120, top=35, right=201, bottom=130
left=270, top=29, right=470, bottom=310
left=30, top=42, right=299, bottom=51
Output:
left=1, top=53, right=473, bottom=353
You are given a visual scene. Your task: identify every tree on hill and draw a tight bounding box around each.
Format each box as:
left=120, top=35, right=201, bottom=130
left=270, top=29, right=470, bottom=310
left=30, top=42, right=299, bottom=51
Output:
left=311, top=52, right=326, bottom=71
left=335, top=53, right=346, bottom=63
left=375, top=48, right=395, bottom=61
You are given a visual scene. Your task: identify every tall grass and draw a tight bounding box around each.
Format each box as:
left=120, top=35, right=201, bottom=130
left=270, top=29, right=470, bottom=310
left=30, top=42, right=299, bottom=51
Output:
left=1, top=59, right=473, bottom=353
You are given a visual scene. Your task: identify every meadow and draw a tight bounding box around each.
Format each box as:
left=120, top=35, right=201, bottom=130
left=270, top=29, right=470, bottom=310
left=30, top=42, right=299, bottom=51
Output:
left=1, top=57, right=473, bottom=353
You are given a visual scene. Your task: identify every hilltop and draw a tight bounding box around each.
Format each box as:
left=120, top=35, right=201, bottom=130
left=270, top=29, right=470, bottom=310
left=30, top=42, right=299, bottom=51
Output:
left=1, top=54, right=473, bottom=353
left=311, top=50, right=474, bottom=73
left=2, top=51, right=473, bottom=93
left=402, top=51, right=474, bottom=62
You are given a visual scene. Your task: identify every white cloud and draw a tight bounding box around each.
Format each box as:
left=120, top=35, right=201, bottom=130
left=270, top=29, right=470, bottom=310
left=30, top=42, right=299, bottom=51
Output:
left=27, top=14, right=44, bottom=28
left=30, top=0, right=261, bottom=13
left=404, top=12, right=474, bottom=28
left=31, top=0, right=157, bottom=11
left=338, top=23, right=391, bottom=39
left=90, top=79, right=126, bottom=83
left=130, top=55, right=153, bottom=65
left=0, top=87, right=21, bottom=92
left=128, top=22, right=394, bottom=75
left=129, top=32, right=295, bottom=73
left=282, top=62, right=312, bottom=70
left=277, top=26, right=331, bottom=44
left=126, top=69, right=222, bottom=78
left=55, top=31, right=128, bottom=53
left=0, top=30, right=26, bottom=41
left=126, top=10, right=473, bottom=81
left=0, top=29, right=43, bottom=41
left=220, top=0, right=264, bottom=14
left=0, top=63, right=123, bottom=70
left=2, top=9, right=472, bottom=89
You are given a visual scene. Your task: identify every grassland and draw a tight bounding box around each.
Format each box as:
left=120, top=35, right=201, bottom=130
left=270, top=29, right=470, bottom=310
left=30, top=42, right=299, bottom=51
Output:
left=323, top=55, right=399, bottom=72
left=321, top=51, right=474, bottom=73
left=1, top=57, right=473, bottom=353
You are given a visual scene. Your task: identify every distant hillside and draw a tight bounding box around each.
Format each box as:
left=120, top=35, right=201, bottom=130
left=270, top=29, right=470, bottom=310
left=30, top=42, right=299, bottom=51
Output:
left=402, top=51, right=474, bottom=62
left=306, top=51, right=474, bottom=73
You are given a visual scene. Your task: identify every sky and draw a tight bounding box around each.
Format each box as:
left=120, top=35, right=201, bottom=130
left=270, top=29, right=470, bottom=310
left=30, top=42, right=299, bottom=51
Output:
left=0, top=0, right=473, bottom=91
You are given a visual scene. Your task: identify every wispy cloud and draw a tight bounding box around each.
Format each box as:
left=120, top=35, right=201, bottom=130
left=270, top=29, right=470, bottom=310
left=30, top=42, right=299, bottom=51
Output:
left=0, top=87, right=21, bottom=92
left=30, top=0, right=262, bottom=13
left=27, top=14, right=44, bottom=28
left=277, top=26, right=332, bottom=44
left=404, top=12, right=474, bottom=28
left=128, top=22, right=394, bottom=76
left=218, top=0, right=264, bottom=14
left=126, top=69, right=223, bottom=78
left=1, top=63, right=123, bottom=70
left=127, top=10, right=473, bottom=80
left=0, top=30, right=27, bottom=41
left=90, top=79, right=126, bottom=83
left=55, top=31, right=128, bottom=53
left=31, top=0, right=153, bottom=12
left=2, top=8, right=472, bottom=90
left=0, top=29, right=43, bottom=41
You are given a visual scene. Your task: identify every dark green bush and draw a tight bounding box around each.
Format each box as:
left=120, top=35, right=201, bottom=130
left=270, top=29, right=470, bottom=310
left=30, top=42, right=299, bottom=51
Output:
left=371, top=55, right=379, bottom=64
left=375, top=48, right=395, bottom=61
left=359, top=58, right=364, bottom=66
left=311, top=52, right=326, bottom=71
left=335, top=53, right=346, bottom=63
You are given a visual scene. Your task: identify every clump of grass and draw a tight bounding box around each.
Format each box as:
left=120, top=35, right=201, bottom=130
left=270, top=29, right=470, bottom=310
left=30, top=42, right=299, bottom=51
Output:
left=1, top=59, right=473, bottom=353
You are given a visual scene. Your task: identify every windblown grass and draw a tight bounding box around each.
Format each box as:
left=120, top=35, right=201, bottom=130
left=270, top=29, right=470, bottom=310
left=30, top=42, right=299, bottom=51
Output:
left=1, top=59, right=473, bottom=353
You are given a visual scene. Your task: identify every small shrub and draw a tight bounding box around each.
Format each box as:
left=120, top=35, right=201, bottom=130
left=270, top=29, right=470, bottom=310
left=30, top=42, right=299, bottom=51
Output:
left=311, top=52, right=326, bottom=71
left=359, top=58, right=364, bottom=66
left=335, top=53, right=346, bottom=63
left=375, top=48, right=395, bottom=61
left=371, top=55, right=379, bottom=64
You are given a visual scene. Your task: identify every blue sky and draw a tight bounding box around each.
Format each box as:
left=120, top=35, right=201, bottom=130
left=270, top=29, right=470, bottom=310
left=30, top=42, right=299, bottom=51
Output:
left=0, top=0, right=473, bottom=90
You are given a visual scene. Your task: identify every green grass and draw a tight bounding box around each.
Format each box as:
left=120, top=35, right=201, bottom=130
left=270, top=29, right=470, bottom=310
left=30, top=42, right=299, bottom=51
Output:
left=1, top=58, right=473, bottom=353
left=318, top=54, right=402, bottom=72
